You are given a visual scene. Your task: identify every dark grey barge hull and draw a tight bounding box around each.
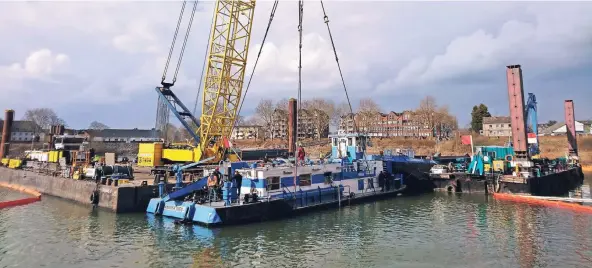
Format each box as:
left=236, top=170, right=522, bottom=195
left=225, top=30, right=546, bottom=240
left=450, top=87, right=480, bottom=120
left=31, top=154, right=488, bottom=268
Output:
left=196, top=186, right=407, bottom=227
left=431, top=167, right=584, bottom=196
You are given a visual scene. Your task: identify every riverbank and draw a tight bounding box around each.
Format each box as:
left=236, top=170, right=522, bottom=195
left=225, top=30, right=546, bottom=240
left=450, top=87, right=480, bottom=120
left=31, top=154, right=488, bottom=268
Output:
left=233, top=136, right=592, bottom=164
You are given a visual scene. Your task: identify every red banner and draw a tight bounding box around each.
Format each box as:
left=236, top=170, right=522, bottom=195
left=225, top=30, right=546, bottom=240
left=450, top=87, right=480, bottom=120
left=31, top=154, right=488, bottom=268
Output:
left=461, top=135, right=472, bottom=145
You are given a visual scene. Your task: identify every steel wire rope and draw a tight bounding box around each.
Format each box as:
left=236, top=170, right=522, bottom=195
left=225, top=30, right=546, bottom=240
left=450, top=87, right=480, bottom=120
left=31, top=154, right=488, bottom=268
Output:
left=192, top=2, right=217, bottom=116
left=161, top=1, right=187, bottom=83
left=172, top=0, right=199, bottom=85
left=320, top=0, right=370, bottom=160
left=294, top=0, right=304, bottom=193
left=232, top=0, right=279, bottom=129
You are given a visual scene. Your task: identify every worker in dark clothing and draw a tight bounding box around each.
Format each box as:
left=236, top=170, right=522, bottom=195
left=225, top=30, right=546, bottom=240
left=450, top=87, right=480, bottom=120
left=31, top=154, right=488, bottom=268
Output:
left=212, top=167, right=223, bottom=199
left=378, top=171, right=385, bottom=192
left=232, top=170, right=243, bottom=196
left=384, top=171, right=391, bottom=191
left=213, top=168, right=222, bottom=185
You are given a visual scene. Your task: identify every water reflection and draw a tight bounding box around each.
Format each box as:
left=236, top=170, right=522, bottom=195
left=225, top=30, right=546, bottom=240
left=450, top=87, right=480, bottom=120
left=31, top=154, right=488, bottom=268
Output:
left=0, top=177, right=591, bottom=268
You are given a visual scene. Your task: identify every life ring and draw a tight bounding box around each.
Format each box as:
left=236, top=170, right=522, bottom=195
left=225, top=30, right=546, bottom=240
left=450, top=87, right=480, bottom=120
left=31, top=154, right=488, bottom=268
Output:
left=505, top=155, right=513, bottom=161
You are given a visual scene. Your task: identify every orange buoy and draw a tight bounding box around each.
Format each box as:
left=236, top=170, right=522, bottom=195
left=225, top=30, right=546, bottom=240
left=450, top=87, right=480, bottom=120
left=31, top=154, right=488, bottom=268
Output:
left=0, top=182, right=42, bottom=209
left=493, top=192, right=592, bottom=214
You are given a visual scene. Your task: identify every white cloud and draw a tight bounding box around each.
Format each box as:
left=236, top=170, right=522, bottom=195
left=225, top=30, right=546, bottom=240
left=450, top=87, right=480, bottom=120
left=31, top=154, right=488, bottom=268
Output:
left=378, top=3, right=592, bottom=93
left=0, top=1, right=591, bottom=128
left=0, top=48, right=69, bottom=82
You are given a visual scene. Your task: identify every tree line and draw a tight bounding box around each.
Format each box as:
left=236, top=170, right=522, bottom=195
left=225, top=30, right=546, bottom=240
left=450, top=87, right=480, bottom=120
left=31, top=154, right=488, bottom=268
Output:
left=253, top=96, right=459, bottom=139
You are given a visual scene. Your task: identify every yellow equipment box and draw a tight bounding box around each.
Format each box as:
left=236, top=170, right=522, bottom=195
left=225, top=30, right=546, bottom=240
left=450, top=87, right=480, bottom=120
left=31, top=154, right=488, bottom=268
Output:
left=492, top=160, right=505, bottom=172
left=138, top=143, right=163, bottom=167
left=8, top=159, right=23, bottom=169
left=163, top=148, right=194, bottom=163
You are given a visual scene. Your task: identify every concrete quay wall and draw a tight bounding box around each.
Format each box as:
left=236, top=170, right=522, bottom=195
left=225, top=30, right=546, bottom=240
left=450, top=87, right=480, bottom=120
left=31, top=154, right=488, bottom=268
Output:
left=0, top=167, right=159, bottom=213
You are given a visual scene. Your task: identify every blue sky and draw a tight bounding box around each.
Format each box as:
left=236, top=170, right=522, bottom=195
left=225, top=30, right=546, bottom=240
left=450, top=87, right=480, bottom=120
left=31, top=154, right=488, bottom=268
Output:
left=0, top=1, right=591, bottom=129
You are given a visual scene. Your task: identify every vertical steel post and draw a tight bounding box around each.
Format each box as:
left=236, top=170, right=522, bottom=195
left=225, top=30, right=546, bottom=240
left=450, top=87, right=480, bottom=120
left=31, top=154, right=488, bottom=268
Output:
left=564, top=100, right=578, bottom=157
left=288, top=98, right=297, bottom=154
left=0, top=109, right=14, bottom=159
left=506, top=65, right=528, bottom=159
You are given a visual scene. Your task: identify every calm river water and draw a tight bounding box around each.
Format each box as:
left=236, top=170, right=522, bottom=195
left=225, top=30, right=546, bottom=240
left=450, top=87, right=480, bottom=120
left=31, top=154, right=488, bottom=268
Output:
left=1, top=173, right=591, bottom=268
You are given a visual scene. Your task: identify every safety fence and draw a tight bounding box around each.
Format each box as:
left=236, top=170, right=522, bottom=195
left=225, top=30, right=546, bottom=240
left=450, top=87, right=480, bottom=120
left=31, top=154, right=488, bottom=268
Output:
left=0, top=182, right=42, bottom=209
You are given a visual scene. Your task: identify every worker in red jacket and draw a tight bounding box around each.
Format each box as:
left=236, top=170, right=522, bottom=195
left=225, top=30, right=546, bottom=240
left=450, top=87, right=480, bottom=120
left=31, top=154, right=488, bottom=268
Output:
left=297, top=146, right=306, bottom=165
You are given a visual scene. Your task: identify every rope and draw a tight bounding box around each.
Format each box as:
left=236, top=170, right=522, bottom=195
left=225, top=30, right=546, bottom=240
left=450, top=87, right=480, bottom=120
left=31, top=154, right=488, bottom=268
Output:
left=232, top=0, right=279, bottom=129
left=319, top=0, right=369, bottom=159
left=319, top=0, right=355, bottom=124
left=173, top=0, right=199, bottom=84
left=162, top=1, right=187, bottom=84
left=192, top=4, right=217, bottom=116
left=294, top=0, right=304, bottom=193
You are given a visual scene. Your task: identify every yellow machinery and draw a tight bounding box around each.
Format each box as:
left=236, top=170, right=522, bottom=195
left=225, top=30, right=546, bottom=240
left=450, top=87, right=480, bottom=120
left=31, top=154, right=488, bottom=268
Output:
left=138, top=0, right=256, bottom=167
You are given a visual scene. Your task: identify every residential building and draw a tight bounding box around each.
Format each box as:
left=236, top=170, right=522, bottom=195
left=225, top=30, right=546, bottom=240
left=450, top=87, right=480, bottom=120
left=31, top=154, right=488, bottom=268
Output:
left=268, top=108, right=329, bottom=139
left=82, top=128, right=161, bottom=143
left=269, top=108, right=288, bottom=139
left=541, top=121, right=589, bottom=136
left=0, top=120, right=44, bottom=142
left=338, top=111, right=439, bottom=138
left=231, top=125, right=263, bottom=140
left=481, top=116, right=512, bottom=137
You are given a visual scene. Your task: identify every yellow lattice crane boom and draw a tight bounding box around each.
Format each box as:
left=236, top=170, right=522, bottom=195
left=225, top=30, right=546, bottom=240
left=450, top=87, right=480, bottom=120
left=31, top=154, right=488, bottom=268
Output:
left=138, top=0, right=257, bottom=167
left=198, top=0, right=256, bottom=162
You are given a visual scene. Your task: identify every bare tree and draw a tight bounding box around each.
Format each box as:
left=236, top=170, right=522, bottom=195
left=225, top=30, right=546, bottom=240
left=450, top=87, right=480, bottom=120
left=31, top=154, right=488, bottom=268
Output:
left=333, top=101, right=352, bottom=129
left=255, top=99, right=276, bottom=140
left=358, top=98, right=381, bottom=114
left=88, top=121, right=109, bottom=130
left=415, top=95, right=438, bottom=132
left=356, top=98, right=381, bottom=132
left=243, top=116, right=262, bottom=126
left=413, top=96, right=457, bottom=139
left=234, top=115, right=246, bottom=126
left=304, top=98, right=334, bottom=139
left=22, top=108, right=66, bottom=136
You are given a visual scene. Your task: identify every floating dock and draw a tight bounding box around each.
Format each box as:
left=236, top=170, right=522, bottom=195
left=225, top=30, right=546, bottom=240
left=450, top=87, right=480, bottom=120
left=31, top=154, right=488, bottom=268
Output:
left=0, top=167, right=160, bottom=212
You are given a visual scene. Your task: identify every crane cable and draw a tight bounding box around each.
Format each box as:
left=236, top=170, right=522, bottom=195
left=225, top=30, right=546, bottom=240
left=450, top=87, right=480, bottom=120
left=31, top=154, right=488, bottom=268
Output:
left=160, top=0, right=199, bottom=85
left=319, top=0, right=369, bottom=159
left=173, top=1, right=198, bottom=84
left=294, top=0, right=304, bottom=193
left=319, top=0, right=354, bottom=120
left=191, top=6, right=216, bottom=116
left=232, top=0, right=280, bottom=128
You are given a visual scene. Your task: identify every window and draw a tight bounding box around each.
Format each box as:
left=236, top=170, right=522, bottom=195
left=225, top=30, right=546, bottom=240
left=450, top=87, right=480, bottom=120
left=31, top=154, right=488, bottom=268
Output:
left=489, top=124, right=493, bottom=128
left=299, top=174, right=311, bottom=187
left=347, top=138, right=352, bottom=146
left=267, top=176, right=280, bottom=191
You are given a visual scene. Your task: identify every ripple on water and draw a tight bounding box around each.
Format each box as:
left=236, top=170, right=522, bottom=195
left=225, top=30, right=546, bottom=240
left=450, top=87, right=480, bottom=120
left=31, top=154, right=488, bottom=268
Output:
left=2, top=190, right=592, bottom=267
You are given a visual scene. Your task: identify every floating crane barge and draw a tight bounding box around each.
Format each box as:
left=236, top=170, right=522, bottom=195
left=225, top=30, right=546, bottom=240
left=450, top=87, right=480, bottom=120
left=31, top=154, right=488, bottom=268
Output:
left=431, top=65, right=584, bottom=196
left=146, top=132, right=436, bottom=226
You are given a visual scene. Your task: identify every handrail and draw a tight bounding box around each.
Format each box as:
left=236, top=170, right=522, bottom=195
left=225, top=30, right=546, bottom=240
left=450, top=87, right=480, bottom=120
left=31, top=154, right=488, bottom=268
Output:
left=280, top=182, right=295, bottom=199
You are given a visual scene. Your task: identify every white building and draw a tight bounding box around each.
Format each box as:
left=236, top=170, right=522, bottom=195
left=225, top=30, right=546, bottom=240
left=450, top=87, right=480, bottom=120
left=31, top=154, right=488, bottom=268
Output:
left=83, top=129, right=161, bottom=143
left=231, top=125, right=263, bottom=140
left=0, top=120, right=43, bottom=142
left=541, top=121, right=588, bottom=136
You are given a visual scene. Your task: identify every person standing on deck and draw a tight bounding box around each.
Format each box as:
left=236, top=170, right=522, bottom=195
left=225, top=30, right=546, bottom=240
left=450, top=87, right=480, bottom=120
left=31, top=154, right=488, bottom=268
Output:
left=297, top=146, right=306, bottom=165
left=378, top=171, right=385, bottom=192
left=207, top=174, right=218, bottom=201
left=384, top=171, right=392, bottom=191
left=232, top=170, right=243, bottom=197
